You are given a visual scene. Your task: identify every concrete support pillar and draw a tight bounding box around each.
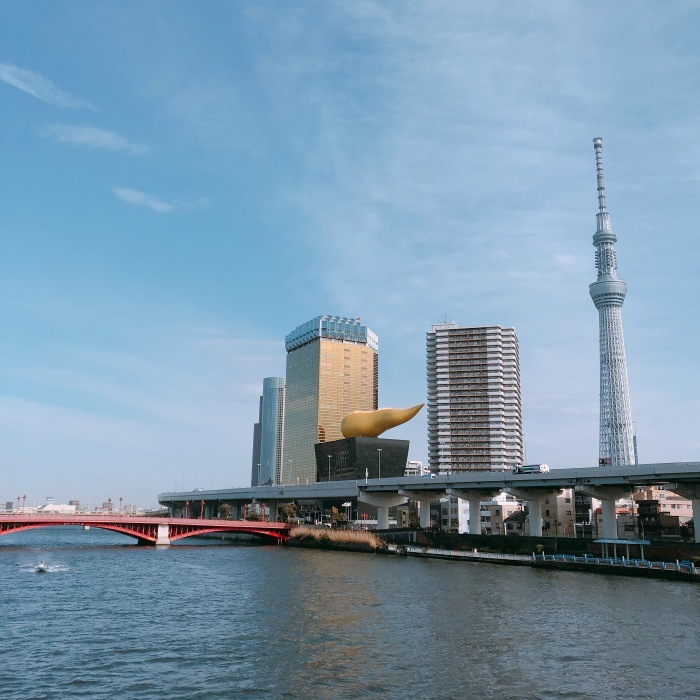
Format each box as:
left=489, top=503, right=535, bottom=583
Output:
left=528, top=499, right=543, bottom=537
left=156, top=523, right=170, bottom=546
left=468, top=496, right=481, bottom=535
left=418, top=498, right=432, bottom=529
left=506, top=488, right=559, bottom=537
left=398, top=490, right=439, bottom=529
left=268, top=501, right=278, bottom=523
left=601, top=498, right=618, bottom=540
left=578, top=486, right=632, bottom=541
left=668, top=484, right=700, bottom=544
left=358, top=491, right=408, bottom=530
left=446, top=489, right=502, bottom=536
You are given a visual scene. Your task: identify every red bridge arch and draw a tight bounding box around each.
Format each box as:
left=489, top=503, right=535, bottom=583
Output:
left=0, top=515, right=293, bottom=546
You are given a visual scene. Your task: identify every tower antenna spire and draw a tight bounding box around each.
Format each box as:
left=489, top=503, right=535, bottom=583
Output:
left=593, top=137, right=612, bottom=234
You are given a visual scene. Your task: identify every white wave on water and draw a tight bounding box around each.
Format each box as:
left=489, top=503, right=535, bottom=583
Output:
left=20, top=563, right=70, bottom=574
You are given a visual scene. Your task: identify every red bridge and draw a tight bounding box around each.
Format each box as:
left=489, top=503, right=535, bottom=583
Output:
left=0, top=515, right=293, bottom=546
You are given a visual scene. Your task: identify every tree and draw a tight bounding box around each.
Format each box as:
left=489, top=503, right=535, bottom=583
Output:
left=279, top=502, right=297, bottom=522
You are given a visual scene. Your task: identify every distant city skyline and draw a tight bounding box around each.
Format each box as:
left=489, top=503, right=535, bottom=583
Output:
left=2, top=3, right=699, bottom=505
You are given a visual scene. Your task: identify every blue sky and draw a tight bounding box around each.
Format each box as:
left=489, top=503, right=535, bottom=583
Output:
left=2, top=1, right=699, bottom=508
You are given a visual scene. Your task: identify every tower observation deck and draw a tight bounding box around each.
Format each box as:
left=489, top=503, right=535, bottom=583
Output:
left=589, top=137, right=634, bottom=466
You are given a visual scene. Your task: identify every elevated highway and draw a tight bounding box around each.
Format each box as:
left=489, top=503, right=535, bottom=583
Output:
left=159, top=462, right=700, bottom=541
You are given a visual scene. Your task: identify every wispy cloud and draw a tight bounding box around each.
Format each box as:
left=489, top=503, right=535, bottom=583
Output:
left=112, top=187, right=208, bottom=214
left=0, top=61, right=96, bottom=110
left=40, top=124, right=148, bottom=154
left=113, top=187, right=173, bottom=213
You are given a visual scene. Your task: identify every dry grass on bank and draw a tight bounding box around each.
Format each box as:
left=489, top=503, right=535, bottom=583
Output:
left=288, top=526, right=385, bottom=551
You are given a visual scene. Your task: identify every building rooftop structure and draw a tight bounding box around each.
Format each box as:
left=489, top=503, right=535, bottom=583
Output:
left=285, top=315, right=378, bottom=352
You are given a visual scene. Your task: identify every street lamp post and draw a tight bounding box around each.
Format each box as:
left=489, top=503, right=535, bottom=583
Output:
left=22, top=495, right=26, bottom=513
left=377, top=449, right=382, bottom=481
left=327, top=454, right=332, bottom=482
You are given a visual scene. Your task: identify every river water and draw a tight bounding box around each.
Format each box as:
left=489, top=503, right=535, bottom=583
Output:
left=1, top=527, right=698, bottom=699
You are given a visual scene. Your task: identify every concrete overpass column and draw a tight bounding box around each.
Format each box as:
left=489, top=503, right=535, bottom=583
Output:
left=377, top=506, right=390, bottom=530
left=667, top=484, right=700, bottom=544
left=156, top=523, right=170, bottom=546
left=268, top=501, right=278, bottom=523
left=578, top=487, right=632, bottom=541
left=528, top=499, right=543, bottom=537
left=445, top=489, right=502, bottom=536
left=506, top=489, right=559, bottom=537
left=358, top=491, right=408, bottom=530
left=601, top=498, right=617, bottom=540
left=418, top=498, right=432, bottom=529
left=398, top=490, right=439, bottom=529
left=468, top=496, right=481, bottom=535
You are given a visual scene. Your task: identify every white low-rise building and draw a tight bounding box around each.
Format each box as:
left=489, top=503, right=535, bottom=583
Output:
left=37, top=503, right=77, bottom=514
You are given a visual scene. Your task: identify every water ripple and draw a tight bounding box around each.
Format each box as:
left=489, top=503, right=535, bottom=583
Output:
left=1, top=528, right=699, bottom=699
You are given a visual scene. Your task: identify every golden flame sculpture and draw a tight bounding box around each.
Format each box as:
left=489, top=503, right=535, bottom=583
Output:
left=340, top=403, right=424, bottom=439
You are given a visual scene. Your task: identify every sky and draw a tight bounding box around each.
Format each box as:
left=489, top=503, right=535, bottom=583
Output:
left=1, top=1, right=699, bottom=508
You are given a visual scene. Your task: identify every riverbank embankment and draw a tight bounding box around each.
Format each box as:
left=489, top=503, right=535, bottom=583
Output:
left=283, top=528, right=700, bottom=582
left=286, top=526, right=384, bottom=553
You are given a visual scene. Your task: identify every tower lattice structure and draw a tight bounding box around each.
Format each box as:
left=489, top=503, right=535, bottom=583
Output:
left=589, top=137, right=634, bottom=466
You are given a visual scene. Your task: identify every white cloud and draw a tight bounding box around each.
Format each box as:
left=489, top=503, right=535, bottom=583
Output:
left=112, top=187, right=208, bottom=214
left=40, top=124, right=148, bottom=154
left=0, top=61, right=96, bottom=110
left=112, top=188, right=173, bottom=213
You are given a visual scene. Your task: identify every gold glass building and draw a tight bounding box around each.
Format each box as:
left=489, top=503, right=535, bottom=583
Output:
left=282, top=316, right=378, bottom=485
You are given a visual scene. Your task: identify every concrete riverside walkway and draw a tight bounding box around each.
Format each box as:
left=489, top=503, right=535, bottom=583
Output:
left=391, top=544, right=532, bottom=566
left=387, top=544, right=700, bottom=582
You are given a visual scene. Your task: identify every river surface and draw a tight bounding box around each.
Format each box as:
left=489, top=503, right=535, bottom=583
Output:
left=1, top=527, right=698, bottom=699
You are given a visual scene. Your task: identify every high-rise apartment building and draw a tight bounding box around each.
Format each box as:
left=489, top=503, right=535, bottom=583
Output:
left=250, top=377, right=285, bottom=486
left=589, top=138, right=634, bottom=466
left=283, top=315, right=378, bottom=485
left=426, top=323, right=523, bottom=472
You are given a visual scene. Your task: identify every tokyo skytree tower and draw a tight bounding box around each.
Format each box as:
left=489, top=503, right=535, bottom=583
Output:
left=589, top=137, right=634, bottom=466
